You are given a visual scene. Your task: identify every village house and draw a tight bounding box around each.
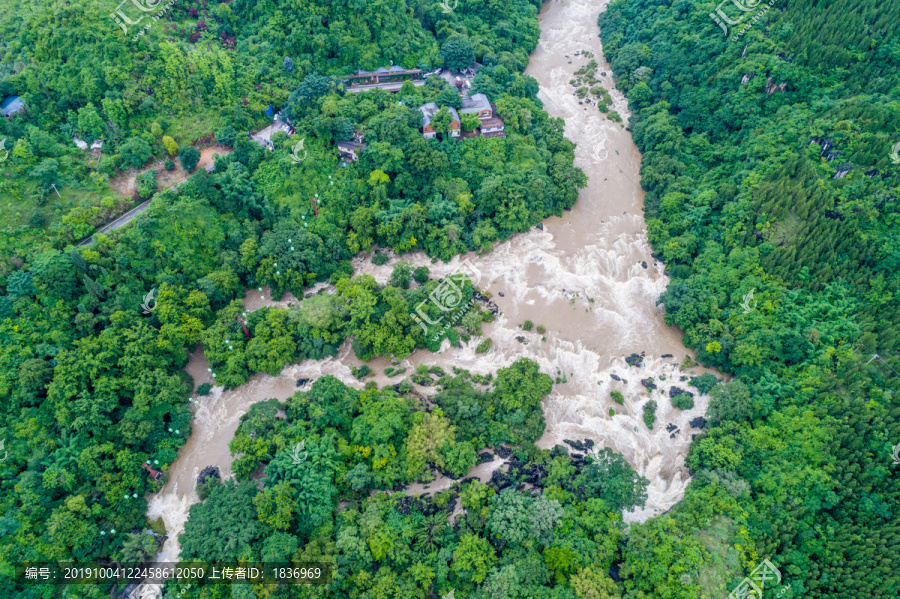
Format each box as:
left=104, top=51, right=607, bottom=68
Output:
left=337, top=141, right=367, bottom=162
left=1, top=95, right=25, bottom=118
left=344, top=66, right=422, bottom=86
left=419, top=103, right=461, bottom=140
left=460, top=93, right=493, bottom=119
left=480, top=117, right=506, bottom=138
left=337, top=130, right=367, bottom=162
left=460, top=93, right=506, bottom=138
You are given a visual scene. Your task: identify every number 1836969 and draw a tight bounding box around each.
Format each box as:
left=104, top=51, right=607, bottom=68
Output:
left=273, top=566, right=323, bottom=581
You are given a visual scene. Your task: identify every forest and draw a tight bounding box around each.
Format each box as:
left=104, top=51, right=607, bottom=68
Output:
left=598, top=0, right=900, bottom=597
left=1, top=0, right=898, bottom=597
left=0, top=0, right=635, bottom=597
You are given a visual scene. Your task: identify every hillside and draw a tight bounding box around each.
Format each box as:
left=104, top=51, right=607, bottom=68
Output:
left=599, top=0, right=900, bottom=596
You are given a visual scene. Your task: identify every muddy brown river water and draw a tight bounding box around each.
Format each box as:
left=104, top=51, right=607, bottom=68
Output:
left=142, top=0, right=717, bottom=577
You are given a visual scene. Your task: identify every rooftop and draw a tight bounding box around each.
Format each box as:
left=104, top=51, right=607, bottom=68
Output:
left=419, top=103, right=460, bottom=127
left=337, top=141, right=367, bottom=150
left=1, top=95, right=25, bottom=116
left=460, top=93, right=491, bottom=114
left=346, top=66, right=423, bottom=78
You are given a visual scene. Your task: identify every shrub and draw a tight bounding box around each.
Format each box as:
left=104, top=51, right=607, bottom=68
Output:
left=672, top=394, right=694, bottom=410
left=136, top=170, right=158, bottom=199
left=642, top=400, right=657, bottom=429
left=118, top=136, right=153, bottom=169
left=162, top=135, right=179, bottom=156
left=476, top=338, right=493, bottom=353
left=610, top=390, right=624, bottom=405
left=195, top=383, right=212, bottom=395
left=413, top=266, right=430, bottom=284
left=536, top=325, right=546, bottom=334
left=390, top=262, right=412, bottom=289
left=178, top=146, right=201, bottom=171
left=164, top=157, right=175, bottom=171
left=681, top=355, right=699, bottom=369
left=521, top=320, right=534, bottom=331
left=215, top=125, right=237, bottom=147
left=351, top=365, right=371, bottom=380
left=372, top=251, right=389, bottom=266
left=690, top=373, right=719, bottom=394
left=28, top=212, right=49, bottom=228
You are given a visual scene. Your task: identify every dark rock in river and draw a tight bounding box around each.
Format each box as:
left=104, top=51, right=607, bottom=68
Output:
left=498, top=292, right=505, bottom=297
left=662, top=353, right=673, bottom=358
left=536, top=223, right=544, bottom=230
left=473, top=291, right=499, bottom=315
left=478, top=452, right=494, bottom=464
left=490, top=469, right=512, bottom=490
left=690, top=417, right=707, bottom=429
left=625, top=352, right=645, bottom=367
left=564, top=439, right=588, bottom=452
left=495, top=447, right=513, bottom=459
left=610, top=373, right=621, bottom=381
left=197, top=466, right=220, bottom=485
left=641, top=261, right=648, bottom=269
left=669, top=386, right=694, bottom=399
left=296, top=378, right=310, bottom=387
left=641, top=378, right=657, bottom=391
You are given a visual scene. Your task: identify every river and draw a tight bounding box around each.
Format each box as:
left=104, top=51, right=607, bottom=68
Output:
left=142, top=0, right=715, bottom=581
